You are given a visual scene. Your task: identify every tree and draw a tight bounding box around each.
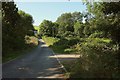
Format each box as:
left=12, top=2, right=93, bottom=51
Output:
left=101, top=2, right=120, bottom=44
left=56, top=12, right=85, bottom=37
left=102, top=2, right=120, bottom=15
left=2, top=2, right=34, bottom=56
left=18, top=10, right=34, bottom=36
left=56, top=13, right=74, bottom=33
left=74, top=21, right=84, bottom=37
left=2, top=2, right=20, bottom=55
left=52, top=22, right=59, bottom=37
left=39, top=20, right=54, bottom=36
left=72, top=12, right=83, bottom=23
left=2, top=2, right=19, bottom=28
left=85, top=2, right=120, bottom=42
left=69, top=2, right=120, bottom=78
left=88, top=2, right=120, bottom=43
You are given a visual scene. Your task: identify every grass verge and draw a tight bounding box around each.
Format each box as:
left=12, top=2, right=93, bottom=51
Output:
left=61, top=60, right=78, bottom=78
left=42, top=36, right=78, bottom=54
left=2, top=46, right=36, bottom=63
left=2, top=36, right=38, bottom=63
left=42, top=36, right=59, bottom=46
left=42, top=36, right=65, bottom=54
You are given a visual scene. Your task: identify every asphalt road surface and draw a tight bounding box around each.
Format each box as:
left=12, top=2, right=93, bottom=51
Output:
left=2, top=39, right=65, bottom=78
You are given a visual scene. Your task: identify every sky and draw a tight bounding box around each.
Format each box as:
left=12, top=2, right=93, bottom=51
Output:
left=15, top=2, right=87, bottom=26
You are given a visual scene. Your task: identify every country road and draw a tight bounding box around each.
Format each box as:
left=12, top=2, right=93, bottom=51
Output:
left=2, top=39, right=65, bottom=78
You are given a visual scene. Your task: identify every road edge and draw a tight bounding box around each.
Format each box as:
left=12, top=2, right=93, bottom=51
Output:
left=41, top=39, right=68, bottom=75
left=2, top=46, right=38, bottom=65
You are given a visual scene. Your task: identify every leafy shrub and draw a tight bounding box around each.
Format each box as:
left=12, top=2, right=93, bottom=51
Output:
left=89, top=32, right=105, bottom=38
left=42, top=36, right=59, bottom=46
left=66, top=38, right=80, bottom=47
left=62, top=31, right=75, bottom=37
left=64, top=48, right=76, bottom=54
left=70, top=38, right=119, bottom=78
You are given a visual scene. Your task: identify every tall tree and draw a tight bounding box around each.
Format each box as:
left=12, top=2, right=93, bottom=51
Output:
left=102, top=2, right=120, bottom=44
left=2, top=2, right=34, bottom=56
left=72, top=12, right=83, bottom=23
left=56, top=13, right=74, bottom=32
left=39, top=20, right=54, bottom=36
left=2, top=2, right=20, bottom=55
left=18, top=10, right=34, bottom=36
left=74, top=21, right=84, bottom=37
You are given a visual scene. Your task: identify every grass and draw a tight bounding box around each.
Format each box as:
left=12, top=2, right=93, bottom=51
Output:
left=61, top=60, right=78, bottom=78
left=42, top=36, right=69, bottom=54
left=42, top=36, right=67, bottom=54
left=42, top=36, right=80, bottom=54
left=61, top=60, right=76, bottom=72
left=3, top=46, right=36, bottom=63
left=42, top=36, right=119, bottom=78
left=42, top=36, right=112, bottom=54
left=3, top=36, right=38, bottom=63
left=42, top=36, right=59, bottom=46
left=51, top=45, right=67, bottom=54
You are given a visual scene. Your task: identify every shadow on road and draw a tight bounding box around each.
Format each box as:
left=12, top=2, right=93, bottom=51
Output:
left=2, top=39, right=66, bottom=78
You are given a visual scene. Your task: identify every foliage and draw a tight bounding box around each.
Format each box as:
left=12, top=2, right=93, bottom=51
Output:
left=89, top=31, right=105, bottom=38
left=61, top=31, right=75, bottom=37
left=2, top=2, right=35, bottom=61
left=67, top=2, right=120, bottom=78
left=72, top=12, right=83, bottom=23
left=39, top=20, right=56, bottom=37
left=18, top=10, right=34, bottom=36
left=74, top=21, right=84, bottom=37
left=70, top=38, right=119, bottom=78
left=3, top=36, right=38, bottom=63
left=2, top=1, right=120, bottom=78
left=38, top=2, right=120, bottom=78
left=86, top=1, right=120, bottom=44
left=102, top=2, right=120, bottom=15
left=56, top=12, right=74, bottom=33
left=2, top=2, right=19, bottom=56
left=42, top=36, right=59, bottom=46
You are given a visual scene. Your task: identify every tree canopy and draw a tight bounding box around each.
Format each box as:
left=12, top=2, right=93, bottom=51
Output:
left=2, top=2, right=34, bottom=56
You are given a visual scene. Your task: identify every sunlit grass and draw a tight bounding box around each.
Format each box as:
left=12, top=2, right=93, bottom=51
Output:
left=42, top=36, right=59, bottom=46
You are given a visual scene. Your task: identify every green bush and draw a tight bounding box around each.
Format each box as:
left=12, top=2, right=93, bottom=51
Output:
left=70, top=38, right=119, bottom=78
left=89, top=32, right=105, bottom=38
left=64, top=48, right=76, bottom=54
left=42, top=36, right=59, bottom=46
left=66, top=38, right=80, bottom=47
left=61, top=31, right=75, bottom=37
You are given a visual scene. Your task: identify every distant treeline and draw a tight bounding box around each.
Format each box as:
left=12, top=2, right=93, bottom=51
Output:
left=37, top=2, right=120, bottom=45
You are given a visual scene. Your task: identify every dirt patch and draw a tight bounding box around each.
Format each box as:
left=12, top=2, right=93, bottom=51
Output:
left=49, top=54, right=80, bottom=63
left=49, top=54, right=80, bottom=61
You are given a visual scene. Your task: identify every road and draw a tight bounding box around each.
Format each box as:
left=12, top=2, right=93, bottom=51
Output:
left=2, top=39, right=65, bottom=78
